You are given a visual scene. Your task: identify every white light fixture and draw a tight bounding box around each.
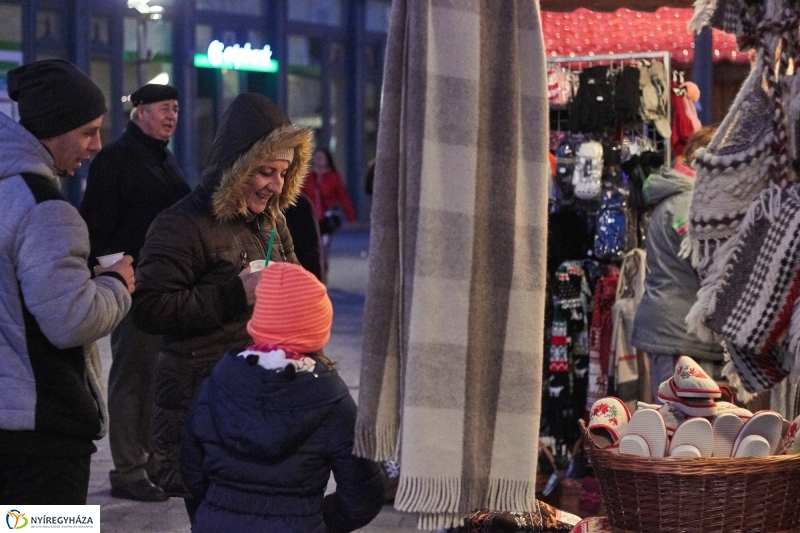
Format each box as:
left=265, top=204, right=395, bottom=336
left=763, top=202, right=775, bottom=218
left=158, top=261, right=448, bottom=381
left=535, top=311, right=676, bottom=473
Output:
left=127, top=0, right=165, bottom=15
left=148, top=72, right=169, bottom=85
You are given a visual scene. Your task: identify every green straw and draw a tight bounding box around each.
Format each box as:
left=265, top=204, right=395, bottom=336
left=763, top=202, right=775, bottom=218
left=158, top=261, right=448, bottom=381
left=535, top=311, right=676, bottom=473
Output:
left=265, top=228, right=276, bottom=262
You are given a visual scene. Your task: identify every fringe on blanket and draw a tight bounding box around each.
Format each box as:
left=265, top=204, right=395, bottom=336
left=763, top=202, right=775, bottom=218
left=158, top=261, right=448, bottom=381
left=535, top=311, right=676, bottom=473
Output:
left=685, top=184, right=784, bottom=341
left=722, top=359, right=757, bottom=404
left=353, top=420, right=399, bottom=462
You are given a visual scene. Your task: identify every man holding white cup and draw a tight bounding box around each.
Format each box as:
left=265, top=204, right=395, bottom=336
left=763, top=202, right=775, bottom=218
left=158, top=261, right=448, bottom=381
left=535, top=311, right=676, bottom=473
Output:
left=0, top=59, right=133, bottom=505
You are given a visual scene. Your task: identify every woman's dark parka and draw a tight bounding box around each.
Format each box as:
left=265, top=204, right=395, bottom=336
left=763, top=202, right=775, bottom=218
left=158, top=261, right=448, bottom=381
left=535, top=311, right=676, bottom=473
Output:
left=131, top=93, right=313, bottom=494
left=182, top=351, right=385, bottom=533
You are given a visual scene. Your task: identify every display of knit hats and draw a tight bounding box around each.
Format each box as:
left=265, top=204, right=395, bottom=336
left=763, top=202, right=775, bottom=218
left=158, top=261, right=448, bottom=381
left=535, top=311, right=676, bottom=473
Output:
left=572, top=141, right=603, bottom=200
left=555, top=139, right=577, bottom=201
left=638, top=60, right=671, bottom=139
left=548, top=66, right=572, bottom=109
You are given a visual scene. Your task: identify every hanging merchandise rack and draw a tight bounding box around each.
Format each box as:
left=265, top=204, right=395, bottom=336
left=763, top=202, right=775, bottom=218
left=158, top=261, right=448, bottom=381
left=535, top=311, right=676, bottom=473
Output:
left=547, top=51, right=672, bottom=165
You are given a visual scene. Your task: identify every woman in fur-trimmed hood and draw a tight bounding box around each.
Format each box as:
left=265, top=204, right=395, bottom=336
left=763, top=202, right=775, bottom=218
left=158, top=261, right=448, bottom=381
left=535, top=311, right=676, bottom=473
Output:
left=131, top=93, right=313, bottom=502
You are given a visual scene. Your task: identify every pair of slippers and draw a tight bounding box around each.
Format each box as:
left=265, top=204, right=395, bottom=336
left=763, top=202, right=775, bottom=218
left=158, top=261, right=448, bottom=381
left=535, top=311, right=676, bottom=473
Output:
left=656, top=355, right=723, bottom=417
left=618, top=407, right=783, bottom=458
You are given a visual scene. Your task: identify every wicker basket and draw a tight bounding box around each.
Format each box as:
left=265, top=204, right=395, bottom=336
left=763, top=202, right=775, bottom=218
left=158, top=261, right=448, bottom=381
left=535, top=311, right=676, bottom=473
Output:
left=580, top=420, right=800, bottom=532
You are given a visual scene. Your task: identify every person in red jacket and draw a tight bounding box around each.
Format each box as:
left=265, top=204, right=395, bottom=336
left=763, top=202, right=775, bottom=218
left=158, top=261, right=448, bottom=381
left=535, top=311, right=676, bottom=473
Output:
left=302, top=149, right=356, bottom=273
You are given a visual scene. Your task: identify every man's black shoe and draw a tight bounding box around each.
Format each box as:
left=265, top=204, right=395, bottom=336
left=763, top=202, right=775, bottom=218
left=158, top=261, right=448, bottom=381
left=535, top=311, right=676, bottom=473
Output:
left=110, top=479, right=169, bottom=502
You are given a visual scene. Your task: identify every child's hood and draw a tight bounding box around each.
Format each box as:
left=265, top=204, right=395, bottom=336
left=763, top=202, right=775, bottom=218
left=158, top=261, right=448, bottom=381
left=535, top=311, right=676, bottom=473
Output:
left=204, top=350, right=349, bottom=461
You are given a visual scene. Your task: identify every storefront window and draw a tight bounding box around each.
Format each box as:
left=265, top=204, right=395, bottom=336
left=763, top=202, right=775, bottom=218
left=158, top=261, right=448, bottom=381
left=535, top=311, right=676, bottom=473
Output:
left=90, top=16, right=110, bottom=47
left=0, top=3, right=21, bottom=120
left=365, top=0, right=391, bottom=33
left=90, top=59, right=112, bottom=145
left=196, top=0, right=264, bottom=15
left=195, top=24, right=212, bottom=51
left=288, top=0, right=342, bottom=27
left=0, top=3, right=22, bottom=50
left=123, top=16, right=173, bottom=96
left=221, top=69, right=241, bottom=117
left=288, top=35, right=322, bottom=129
left=36, top=10, right=61, bottom=42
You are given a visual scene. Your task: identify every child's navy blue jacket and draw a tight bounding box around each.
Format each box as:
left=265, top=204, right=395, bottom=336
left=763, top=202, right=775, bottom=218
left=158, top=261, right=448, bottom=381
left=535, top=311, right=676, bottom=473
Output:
left=182, top=350, right=385, bottom=533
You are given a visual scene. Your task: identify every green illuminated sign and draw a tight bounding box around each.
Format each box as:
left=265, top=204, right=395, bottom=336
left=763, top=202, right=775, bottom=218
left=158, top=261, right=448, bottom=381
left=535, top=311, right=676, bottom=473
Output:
left=194, top=40, right=279, bottom=73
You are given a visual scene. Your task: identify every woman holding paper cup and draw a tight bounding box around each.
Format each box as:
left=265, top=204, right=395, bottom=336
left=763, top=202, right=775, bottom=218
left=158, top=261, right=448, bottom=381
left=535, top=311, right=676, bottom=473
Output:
left=131, top=93, right=312, bottom=504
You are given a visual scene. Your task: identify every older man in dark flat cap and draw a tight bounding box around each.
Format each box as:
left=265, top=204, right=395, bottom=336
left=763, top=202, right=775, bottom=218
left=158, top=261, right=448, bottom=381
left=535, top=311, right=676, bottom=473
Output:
left=80, top=83, right=189, bottom=502
left=0, top=59, right=134, bottom=505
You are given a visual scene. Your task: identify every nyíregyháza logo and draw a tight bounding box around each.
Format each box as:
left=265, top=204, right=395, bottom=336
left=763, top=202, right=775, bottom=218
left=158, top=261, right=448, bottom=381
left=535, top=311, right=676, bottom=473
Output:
left=5, top=510, right=27, bottom=530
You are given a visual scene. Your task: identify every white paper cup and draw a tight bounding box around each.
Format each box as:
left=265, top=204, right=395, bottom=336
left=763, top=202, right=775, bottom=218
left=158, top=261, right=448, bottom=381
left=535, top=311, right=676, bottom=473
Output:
left=97, top=252, right=124, bottom=268
left=249, top=260, right=266, bottom=272
left=249, top=260, right=276, bottom=272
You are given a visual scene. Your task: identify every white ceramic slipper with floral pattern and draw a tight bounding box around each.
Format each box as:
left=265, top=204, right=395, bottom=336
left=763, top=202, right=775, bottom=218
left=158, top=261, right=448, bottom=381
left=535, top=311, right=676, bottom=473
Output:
left=657, top=402, right=689, bottom=437
left=672, top=355, right=721, bottom=398
left=781, top=414, right=800, bottom=455
left=588, top=397, right=631, bottom=449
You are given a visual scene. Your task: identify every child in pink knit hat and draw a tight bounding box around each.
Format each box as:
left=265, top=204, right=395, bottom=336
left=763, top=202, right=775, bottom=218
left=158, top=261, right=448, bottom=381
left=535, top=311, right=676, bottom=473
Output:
left=182, top=263, right=385, bottom=533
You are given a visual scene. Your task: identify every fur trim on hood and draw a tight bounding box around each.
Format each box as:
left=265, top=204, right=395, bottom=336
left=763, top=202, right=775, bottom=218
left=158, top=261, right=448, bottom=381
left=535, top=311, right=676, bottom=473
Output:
left=211, top=124, right=313, bottom=222
left=201, top=92, right=313, bottom=222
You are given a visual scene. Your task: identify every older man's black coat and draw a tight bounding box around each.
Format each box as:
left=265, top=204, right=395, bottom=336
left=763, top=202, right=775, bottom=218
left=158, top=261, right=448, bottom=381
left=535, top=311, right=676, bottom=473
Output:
left=80, top=121, right=190, bottom=265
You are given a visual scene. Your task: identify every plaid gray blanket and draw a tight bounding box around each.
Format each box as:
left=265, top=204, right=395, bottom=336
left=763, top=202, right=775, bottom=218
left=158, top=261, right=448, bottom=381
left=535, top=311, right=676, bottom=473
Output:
left=353, top=0, right=549, bottom=529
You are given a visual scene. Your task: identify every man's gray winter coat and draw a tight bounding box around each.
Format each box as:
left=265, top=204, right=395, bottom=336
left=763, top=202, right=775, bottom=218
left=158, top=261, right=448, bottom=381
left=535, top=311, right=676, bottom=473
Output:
left=0, top=111, right=130, bottom=456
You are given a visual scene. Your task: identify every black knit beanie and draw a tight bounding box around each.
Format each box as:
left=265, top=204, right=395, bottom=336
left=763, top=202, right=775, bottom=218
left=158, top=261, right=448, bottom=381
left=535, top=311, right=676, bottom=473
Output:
left=8, top=59, right=107, bottom=139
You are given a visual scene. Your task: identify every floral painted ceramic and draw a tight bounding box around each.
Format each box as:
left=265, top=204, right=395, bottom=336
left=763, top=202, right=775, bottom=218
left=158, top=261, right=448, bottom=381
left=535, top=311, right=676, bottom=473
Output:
left=672, top=355, right=721, bottom=398
left=589, top=397, right=631, bottom=448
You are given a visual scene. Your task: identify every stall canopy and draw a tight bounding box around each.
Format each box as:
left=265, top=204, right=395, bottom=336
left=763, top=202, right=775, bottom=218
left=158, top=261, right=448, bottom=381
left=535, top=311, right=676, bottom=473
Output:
left=542, top=7, right=744, bottom=64
left=542, top=0, right=693, bottom=11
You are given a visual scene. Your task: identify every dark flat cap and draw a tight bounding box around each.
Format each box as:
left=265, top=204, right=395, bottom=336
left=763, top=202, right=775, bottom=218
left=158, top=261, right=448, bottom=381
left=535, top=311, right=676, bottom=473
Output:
left=131, top=84, right=179, bottom=106
left=8, top=59, right=106, bottom=139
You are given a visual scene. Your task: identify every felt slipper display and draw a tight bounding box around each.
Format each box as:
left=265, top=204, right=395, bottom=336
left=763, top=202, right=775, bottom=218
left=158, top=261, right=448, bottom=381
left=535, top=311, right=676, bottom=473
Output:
left=669, top=417, right=713, bottom=457
left=781, top=414, right=800, bottom=455
left=732, top=411, right=783, bottom=457
left=670, top=393, right=718, bottom=418
left=670, top=443, right=702, bottom=457
left=588, top=397, right=631, bottom=449
left=658, top=402, right=689, bottom=437
left=713, top=401, right=753, bottom=420
left=594, top=396, right=786, bottom=459
left=672, top=356, right=722, bottom=398
left=712, top=413, right=745, bottom=458
left=733, top=434, right=771, bottom=458
left=619, top=434, right=651, bottom=457
left=626, top=408, right=667, bottom=458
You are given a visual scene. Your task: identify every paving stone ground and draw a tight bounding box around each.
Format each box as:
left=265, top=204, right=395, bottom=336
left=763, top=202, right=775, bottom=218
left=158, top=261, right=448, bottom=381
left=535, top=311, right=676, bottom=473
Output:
left=88, top=226, right=420, bottom=532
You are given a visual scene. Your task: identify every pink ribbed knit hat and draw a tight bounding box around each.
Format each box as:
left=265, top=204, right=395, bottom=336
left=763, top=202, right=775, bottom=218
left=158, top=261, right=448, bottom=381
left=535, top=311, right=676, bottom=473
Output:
left=246, top=262, right=333, bottom=353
